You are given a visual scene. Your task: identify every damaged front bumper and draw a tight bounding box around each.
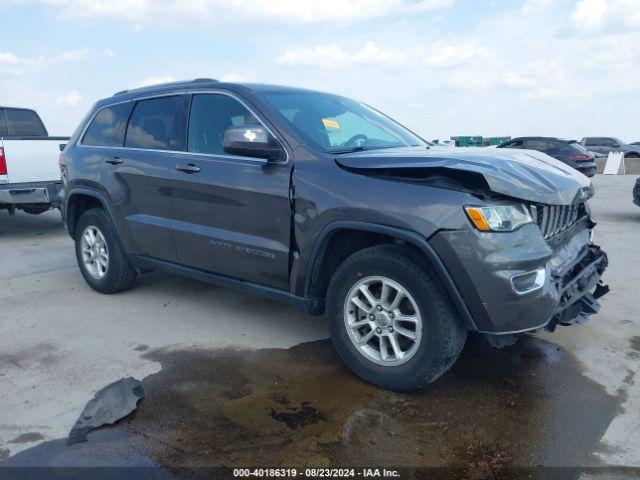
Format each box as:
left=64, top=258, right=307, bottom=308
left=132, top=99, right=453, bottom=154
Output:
left=430, top=220, right=609, bottom=339
left=545, top=244, right=609, bottom=331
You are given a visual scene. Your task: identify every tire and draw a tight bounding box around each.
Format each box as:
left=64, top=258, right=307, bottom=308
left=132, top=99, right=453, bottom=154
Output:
left=326, top=244, right=467, bottom=391
left=626, top=152, right=640, bottom=158
left=74, top=208, right=137, bottom=294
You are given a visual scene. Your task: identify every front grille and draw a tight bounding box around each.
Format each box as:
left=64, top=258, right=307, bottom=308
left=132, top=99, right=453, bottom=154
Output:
left=529, top=203, right=585, bottom=240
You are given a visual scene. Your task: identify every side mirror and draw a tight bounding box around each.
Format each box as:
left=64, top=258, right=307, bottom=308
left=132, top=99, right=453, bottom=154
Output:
left=223, top=125, right=284, bottom=162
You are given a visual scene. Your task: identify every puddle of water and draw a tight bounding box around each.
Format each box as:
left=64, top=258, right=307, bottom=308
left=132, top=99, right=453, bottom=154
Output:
left=2, top=335, right=623, bottom=479
left=128, top=335, right=621, bottom=476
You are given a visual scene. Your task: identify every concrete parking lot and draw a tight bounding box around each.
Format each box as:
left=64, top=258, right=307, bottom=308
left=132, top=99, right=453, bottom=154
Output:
left=1, top=175, right=639, bottom=477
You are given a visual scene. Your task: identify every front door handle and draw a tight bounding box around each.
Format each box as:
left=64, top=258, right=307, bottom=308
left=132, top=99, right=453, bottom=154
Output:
left=176, top=163, right=201, bottom=174
left=105, top=156, right=123, bottom=165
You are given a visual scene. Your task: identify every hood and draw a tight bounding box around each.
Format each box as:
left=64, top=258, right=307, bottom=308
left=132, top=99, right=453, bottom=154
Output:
left=335, top=146, right=592, bottom=205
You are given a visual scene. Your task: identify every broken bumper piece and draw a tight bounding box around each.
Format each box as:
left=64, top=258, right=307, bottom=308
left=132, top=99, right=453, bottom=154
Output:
left=545, top=244, right=609, bottom=332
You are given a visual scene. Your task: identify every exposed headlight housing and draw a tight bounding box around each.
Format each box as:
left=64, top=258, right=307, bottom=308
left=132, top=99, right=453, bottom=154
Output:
left=465, top=204, right=533, bottom=232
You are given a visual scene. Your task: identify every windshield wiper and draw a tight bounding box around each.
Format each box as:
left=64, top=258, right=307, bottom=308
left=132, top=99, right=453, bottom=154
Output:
left=328, top=146, right=369, bottom=154
left=329, top=144, right=425, bottom=155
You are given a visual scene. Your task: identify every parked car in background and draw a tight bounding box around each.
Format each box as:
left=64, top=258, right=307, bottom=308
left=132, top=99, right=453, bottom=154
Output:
left=497, top=137, right=596, bottom=177
left=60, top=79, right=608, bottom=391
left=581, top=137, right=640, bottom=158
left=1, top=107, right=69, bottom=214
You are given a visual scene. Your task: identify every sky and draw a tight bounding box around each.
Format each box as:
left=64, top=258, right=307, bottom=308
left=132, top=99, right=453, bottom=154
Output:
left=0, top=0, right=639, bottom=141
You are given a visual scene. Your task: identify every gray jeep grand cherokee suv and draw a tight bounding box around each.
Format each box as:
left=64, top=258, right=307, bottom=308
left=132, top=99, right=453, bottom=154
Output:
left=60, top=79, right=608, bottom=391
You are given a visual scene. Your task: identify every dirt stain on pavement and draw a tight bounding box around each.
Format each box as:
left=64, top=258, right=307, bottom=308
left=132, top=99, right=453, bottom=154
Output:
left=8, top=433, right=44, bottom=444
left=0, top=343, right=60, bottom=371
left=628, top=336, right=640, bottom=360
left=117, top=335, right=622, bottom=478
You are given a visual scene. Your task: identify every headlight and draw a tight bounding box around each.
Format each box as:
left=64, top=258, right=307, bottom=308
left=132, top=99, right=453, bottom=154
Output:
left=464, top=204, right=533, bottom=232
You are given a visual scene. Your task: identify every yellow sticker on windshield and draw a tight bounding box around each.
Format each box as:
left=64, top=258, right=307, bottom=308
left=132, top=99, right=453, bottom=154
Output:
left=322, top=118, right=340, bottom=129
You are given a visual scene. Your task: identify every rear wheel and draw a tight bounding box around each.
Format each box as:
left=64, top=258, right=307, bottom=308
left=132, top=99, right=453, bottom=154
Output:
left=626, top=152, right=640, bottom=158
left=75, top=208, right=137, bottom=294
left=326, top=244, right=467, bottom=391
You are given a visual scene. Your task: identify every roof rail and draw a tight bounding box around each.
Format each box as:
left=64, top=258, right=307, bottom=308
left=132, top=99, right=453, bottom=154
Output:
left=113, top=78, right=219, bottom=96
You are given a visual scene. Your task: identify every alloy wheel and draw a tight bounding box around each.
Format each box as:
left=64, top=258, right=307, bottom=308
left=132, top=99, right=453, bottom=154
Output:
left=343, top=276, right=422, bottom=366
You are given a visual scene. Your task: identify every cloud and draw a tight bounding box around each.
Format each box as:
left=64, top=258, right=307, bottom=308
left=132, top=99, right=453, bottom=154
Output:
left=423, top=42, right=490, bottom=68
left=0, top=52, right=43, bottom=75
left=56, top=47, right=90, bottom=62
left=278, top=45, right=350, bottom=67
left=104, top=48, right=117, bottom=59
left=278, top=40, right=488, bottom=69
left=55, top=89, right=83, bottom=107
left=137, top=75, right=177, bottom=87
left=18, top=0, right=455, bottom=25
left=570, top=0, right=640, bottom=31
left=0, top=48, right=90, bottom=75
left=219, top=73, right=249, bottom=83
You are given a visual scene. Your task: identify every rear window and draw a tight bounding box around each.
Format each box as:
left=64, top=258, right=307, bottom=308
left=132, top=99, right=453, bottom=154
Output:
left=82, top=103, right=132, bottom=147
left=125, top=96, right=182, bottom=150
left=523, top=139, right=549, bottom=151
left=565, top=141, right=589, bottom=154
left=3, top=108, right=47, bottom=137
left=501, top=140, right=524, bottom=149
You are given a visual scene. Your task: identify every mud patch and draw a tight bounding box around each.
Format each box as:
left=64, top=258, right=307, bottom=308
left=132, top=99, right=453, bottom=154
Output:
left=112, top=335, right=622, bottom=476
left=271, top=402, right=325, bottom=429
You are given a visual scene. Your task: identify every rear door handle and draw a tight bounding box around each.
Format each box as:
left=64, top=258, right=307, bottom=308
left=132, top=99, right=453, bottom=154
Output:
left=176, top=163, right=201, bottom=174
left=105, top=156, right=123, bottom=165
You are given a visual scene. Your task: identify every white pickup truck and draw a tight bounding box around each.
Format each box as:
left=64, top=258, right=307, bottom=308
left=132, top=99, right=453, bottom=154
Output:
left=0, top=106, right=69, bottom=215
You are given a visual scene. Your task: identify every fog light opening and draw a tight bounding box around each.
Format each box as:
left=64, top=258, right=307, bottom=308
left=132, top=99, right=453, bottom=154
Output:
left=511, top=268, right=546, bottom=295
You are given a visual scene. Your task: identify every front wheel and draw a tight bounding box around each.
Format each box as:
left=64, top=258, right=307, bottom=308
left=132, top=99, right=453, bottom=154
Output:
left=326, top=245, right=467, bottom=391
left=75, top=208, right=137, bottom=294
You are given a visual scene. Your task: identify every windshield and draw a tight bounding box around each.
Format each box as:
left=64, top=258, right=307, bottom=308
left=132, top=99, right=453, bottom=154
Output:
left=259, top=91, right=425, bottom=153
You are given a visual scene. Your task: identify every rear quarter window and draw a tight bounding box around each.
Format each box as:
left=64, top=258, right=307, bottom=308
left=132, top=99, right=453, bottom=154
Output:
left=82, top=103, right=132, bottom=147
left=4, top=108, right=47, bottom=137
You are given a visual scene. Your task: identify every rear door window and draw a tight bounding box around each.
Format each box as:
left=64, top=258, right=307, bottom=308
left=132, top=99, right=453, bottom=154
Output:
left=4, top=108, right=47, bottom=136
left=82, top=103, right=132, bottom=147
left=125, top=96, right=182, bottom=150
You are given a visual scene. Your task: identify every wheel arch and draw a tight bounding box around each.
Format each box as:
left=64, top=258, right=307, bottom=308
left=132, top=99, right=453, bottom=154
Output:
left=302, top=221, right=478, bottom=330
left=66, top=188, right=116, bottom=239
